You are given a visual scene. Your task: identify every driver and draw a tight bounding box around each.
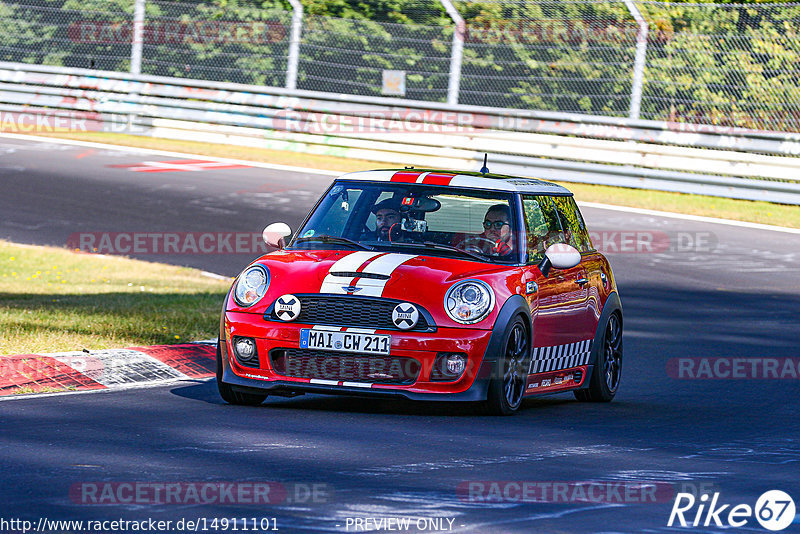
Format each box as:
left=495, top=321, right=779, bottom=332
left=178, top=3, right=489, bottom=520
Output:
left=370, top=198, right=404, bottom=242
left=461, top=204, right=514, bottom=257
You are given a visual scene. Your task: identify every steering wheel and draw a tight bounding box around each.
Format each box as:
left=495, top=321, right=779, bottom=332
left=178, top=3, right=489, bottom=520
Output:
left=460, top=236, right=496, bottom=254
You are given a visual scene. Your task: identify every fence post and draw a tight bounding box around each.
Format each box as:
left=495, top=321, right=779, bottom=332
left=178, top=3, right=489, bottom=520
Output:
left=439, top=0, right=464, bottom=106
left=130, top=0, right=145, bottom=75
left=623, top=0, right=648, bottom=120
left=286, top=0, right=303, bottom=90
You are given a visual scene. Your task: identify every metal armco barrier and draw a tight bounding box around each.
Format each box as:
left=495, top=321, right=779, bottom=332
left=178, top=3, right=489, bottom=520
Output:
left=1, top=62, right=799, bottom=205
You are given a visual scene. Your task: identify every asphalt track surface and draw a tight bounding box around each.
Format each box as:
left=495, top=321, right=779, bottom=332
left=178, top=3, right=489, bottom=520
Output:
left=1, top=136, right=799, bottom=533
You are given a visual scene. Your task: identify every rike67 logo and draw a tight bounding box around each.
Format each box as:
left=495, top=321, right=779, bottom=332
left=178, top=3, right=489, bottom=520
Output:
left=668, top=490, right=796, bottom=531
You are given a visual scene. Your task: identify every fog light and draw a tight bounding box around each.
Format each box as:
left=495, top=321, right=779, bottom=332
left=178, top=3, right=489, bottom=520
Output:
left=236, top=338, right=255, bottom=357
left=431, top=352, right=468, bottom=381
left=232, top=336, right=259, bottom=367
left=446, top=354, right=466, bottom=375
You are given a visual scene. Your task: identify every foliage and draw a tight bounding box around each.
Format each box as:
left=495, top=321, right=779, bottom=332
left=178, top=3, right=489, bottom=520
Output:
left=1, top=0, right=798, bottom=131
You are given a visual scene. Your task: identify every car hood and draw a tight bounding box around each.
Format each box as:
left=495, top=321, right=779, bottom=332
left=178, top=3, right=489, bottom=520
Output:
left=227, top=249, right=519, bottom=323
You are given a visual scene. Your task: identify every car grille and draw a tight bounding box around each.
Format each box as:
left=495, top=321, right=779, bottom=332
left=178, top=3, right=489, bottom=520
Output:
left=270, top=349, right=420, bottom=385
left=265, top=295, right=434, bottom=332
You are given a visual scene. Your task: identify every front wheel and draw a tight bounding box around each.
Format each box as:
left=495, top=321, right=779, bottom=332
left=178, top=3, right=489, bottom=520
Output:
left=486, top=317, right=530, bottom=415
left=575, top=312, right=622, bottom=403
left=216, top=340, right=268, bottom=406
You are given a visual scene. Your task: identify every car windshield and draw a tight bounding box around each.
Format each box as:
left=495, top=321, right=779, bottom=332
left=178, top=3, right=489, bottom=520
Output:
left=288, top=181, right=519, bottom=263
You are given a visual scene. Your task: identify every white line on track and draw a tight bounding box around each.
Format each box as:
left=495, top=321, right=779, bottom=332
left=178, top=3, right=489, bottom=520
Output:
left=0, top=377, right=213, bottom=402
left=200, top=270, right=232, bottom=281
left=2, top=132, right=798, bottom=234
left=577, top=201, right=800, bottom=235
left=0, top=132, right=338, bottom=176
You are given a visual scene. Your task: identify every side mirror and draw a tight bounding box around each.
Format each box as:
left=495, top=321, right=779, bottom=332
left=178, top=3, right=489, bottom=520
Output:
left=537, top=243, right=580, bottom=277
left=263, top=222, right=292, bottom=249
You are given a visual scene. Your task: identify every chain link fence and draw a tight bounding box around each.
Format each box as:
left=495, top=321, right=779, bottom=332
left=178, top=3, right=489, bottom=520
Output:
left=1, top=0, right=799, bottom=132
left=456, top=1, right=640, bottom=115
left=639, top=1, right=800, bottom=132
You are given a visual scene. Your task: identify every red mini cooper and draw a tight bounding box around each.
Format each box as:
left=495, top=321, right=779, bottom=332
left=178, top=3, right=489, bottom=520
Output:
left=217, top=169, right=622, bottom=414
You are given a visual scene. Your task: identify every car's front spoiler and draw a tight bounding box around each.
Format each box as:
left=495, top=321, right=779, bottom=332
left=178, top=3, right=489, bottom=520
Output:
left=221, top=361, right=493, bottom=402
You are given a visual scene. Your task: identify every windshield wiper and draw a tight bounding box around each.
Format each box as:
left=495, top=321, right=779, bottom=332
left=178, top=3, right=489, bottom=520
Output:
left=422, top=241, right=488, bottom=262
left=293, top=235, right=374, bottom=250
left=384, top=240, right=487, bottom=262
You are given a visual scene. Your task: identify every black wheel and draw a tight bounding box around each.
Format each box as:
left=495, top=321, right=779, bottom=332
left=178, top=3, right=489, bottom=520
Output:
left=486, top=317, right=529, bottom=415
left=575, top=312, right=622, bottom=403
left=216, top=340, right=268, bottom=406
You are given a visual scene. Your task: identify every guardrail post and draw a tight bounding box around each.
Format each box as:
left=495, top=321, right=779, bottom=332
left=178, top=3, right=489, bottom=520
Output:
left=286, top=0, right=303, bottom=90
left=624, top=0, right=648, bottom=120
left=439, top=0, right=464, bottom=106
left=130, top=0, right=145, bottom=75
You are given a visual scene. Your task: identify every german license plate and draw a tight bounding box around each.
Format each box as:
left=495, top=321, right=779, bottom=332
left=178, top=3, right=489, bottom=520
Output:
left=299, top=329, right=391, bottom=355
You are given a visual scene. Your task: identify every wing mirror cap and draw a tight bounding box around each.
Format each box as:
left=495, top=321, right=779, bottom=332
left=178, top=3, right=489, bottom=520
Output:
left=263, top=222, right=292, bottom=248
left=538, top=243, right=581, bottom=277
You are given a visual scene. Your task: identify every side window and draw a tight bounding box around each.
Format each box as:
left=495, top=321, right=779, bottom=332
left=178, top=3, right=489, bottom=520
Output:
left=551, top=196, right=594, bottom=253
left=522, top=196, right=564, bottom=263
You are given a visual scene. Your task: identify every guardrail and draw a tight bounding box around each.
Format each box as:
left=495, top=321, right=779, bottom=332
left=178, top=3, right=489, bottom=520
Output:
left=1, top=61, right=799, bottom=205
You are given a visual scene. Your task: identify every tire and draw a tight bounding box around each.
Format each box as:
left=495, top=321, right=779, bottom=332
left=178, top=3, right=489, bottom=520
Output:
left=485, top=317, right=530, bottom=415
left=575, top=312, right=622, bottom=403
left=216, top=340, right=268, bottom=406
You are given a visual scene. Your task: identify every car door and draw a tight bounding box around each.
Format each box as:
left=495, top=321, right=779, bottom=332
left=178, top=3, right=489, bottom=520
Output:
left=521, top=195, right=593, bottom=374
left=551, top=196, right=603, bottom=337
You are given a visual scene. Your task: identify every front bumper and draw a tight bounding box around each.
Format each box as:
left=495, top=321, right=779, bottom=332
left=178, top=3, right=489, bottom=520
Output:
left=220, top=311, right=496, bottom=401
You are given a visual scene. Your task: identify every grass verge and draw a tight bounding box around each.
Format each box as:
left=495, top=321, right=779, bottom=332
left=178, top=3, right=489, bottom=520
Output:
left=34, top=131, right=800, bottom=229
left=0, top=240, right=230, bottom=355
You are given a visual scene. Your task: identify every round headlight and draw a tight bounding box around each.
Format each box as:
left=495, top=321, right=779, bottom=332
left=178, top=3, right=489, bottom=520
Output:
left=444, top=280, right=495, bottom=324
left=234, top=265, right=269, bottom=307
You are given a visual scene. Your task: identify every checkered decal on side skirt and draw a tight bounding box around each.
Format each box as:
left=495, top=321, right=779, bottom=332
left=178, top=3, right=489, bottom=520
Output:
left=529, top=339, right=593, bottom=374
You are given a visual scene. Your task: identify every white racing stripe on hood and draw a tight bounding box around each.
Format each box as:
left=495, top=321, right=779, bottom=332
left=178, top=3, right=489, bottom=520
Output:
left=361, top=253, right=417, bottom=276
left=320, top=252, right=417, bottom=296
left=352, top=253, right=418, bottom=296
left=320, top=251, right=383, bottom=294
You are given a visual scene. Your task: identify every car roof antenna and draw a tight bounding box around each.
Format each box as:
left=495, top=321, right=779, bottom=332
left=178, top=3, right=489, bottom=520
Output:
left=479, top=153, right=489, bottom=175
